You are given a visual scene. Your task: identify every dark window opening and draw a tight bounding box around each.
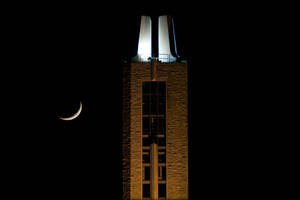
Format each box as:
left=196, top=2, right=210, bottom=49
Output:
left=143, top=82, right=166, bottom=148
left=157, top=137, right=166, bottom=146
left=158, top=150, right=166, bottom=163
left=143, top=150, right=150, bottom=163
left=143, top=184, right=150, bottom=198
left=143, top=82, right=167, bottom=188
left=143, top=166, right=150, bottom=181
left=143, top=137, right=150, bottom=146
left=143, top=82, right=166, bottom=115
left=143, top=117, right=151, bottom=135
left=159, top=184, right=166, bottom=197
left=158, top=166, right=166, bottom=181
left=143, top=117, right=165, bottom=135
left=152, top=117, right=165, bottom=135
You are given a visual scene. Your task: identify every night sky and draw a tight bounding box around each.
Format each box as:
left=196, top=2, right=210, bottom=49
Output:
left=2, top=2, right=273, bottom=199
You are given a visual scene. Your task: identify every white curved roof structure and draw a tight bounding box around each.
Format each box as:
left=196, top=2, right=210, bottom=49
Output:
left=133, top=15, right=178, bottom=63
left=158, top=15, right=177, bottom=62
left=133, top=16, right=152, bottom=62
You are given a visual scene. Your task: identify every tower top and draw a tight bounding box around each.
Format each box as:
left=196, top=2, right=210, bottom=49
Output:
left=132, top=15, right=178, bottom=63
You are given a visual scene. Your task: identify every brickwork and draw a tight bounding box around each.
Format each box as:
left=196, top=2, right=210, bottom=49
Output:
left=122, top=61, right=188, bottom=200
left=122, top=64, right=131, bottom=200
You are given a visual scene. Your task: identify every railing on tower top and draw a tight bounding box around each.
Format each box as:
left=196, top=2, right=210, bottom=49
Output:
left=132, top=53, right=177, bottom=63
left=148, top=54, right=176, bottom=63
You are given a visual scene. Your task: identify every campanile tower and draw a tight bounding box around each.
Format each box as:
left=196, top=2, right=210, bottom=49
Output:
left=122, top=15, right=188, bottom=200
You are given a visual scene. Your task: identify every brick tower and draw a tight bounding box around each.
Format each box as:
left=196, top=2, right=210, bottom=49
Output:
left=122, top=15, right=188, bottom=200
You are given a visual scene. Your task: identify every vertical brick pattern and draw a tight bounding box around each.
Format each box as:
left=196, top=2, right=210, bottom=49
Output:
left=163, top=63, right=188, bottom=200
left=122, top=62, right=188, bottom=200
left=122, top=64, right=131, bottom=200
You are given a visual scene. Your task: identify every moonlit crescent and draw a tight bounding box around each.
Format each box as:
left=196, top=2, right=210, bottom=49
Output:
left=59, top=101, right=82, bottom=121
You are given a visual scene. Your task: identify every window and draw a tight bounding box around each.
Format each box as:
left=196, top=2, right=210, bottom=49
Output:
left=159, top=184, right=166, bottom=197
left=152, top=117, right=165, bottom=135
left=143, top=137, right=150, bottom=146
left=143, top=117, right=165, bottom=135
left=158, top=166, right=166, bottom=181
left=143, top=117, right=151, bottom=135
left=143, top=166, right=150, bottom=181
left=157, top=137, right=166, bottom=146
left=143, top=184, right=150, bottom=198
left=143, top=82, right=166, bottom=115
left=142, top=81, right=166, bottom=144
left=158, top=149, right=166, bottom=163
left=142, top=81, right=167, bottom=195
left=143, top=150, right=150, bottom=163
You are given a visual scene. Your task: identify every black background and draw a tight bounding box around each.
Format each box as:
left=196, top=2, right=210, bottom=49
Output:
left=1, top=2, right=279, bottom=199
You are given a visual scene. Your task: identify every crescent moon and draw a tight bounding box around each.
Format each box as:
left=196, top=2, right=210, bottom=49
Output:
left=59, top=101, right=82, bottom=121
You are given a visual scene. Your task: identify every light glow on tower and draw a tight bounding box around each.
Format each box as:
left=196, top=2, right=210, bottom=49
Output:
left=136, top=16, right=152, bottom=62
left=133, top=15, right=177, bottom=63
left=158, top=15, right=177, bottom=62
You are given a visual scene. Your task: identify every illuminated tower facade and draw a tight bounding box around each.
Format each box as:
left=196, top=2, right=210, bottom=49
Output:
left=122, top=16, right=188, bottom=200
